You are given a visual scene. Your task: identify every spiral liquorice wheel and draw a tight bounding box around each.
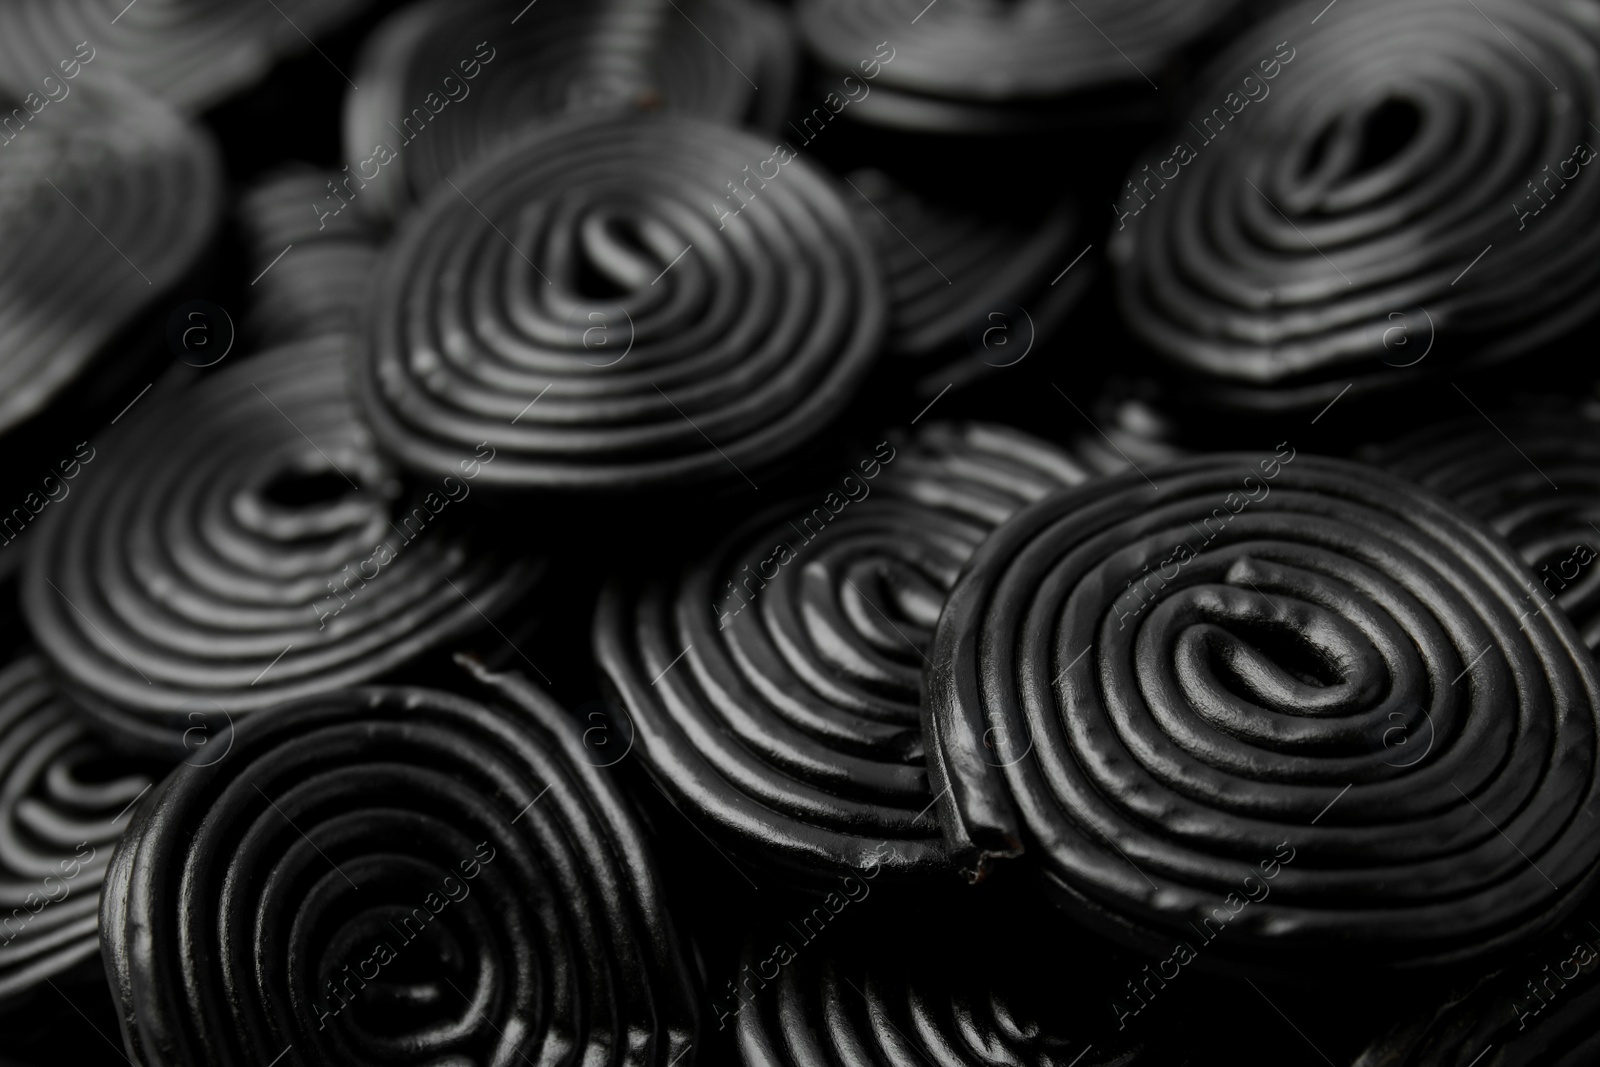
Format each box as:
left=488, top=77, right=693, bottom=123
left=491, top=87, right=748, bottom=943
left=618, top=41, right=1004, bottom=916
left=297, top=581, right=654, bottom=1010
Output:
left=0, top=655, right=153, bottom=1009
left=99, top=670, right=699, bottom=1066
left=345, top=0, right=796, bottom=220
left=357, top=113, right=886, bottom=493
left=1375, top=404, right=1600, bottom=652
left=1111, top=0, right=1600, bottom=413
left=795, top=0, right=1236, bottom=131
left=240, top=167, right=380, bottom=347
left=0, top=0, right=373, bottom=112
left=22, top=337, right=542, bottom=758
left=924, top=453, right=1600, bottom=970
left=879, top=421, right=1108, bottom=525
left=593, top=422, right=1098, bottom=884
left=0, top=74, right=220, bottom=441
left=729, top=918, right=1156, bottom=1067
left=845, top=169, right=1089, bottom=394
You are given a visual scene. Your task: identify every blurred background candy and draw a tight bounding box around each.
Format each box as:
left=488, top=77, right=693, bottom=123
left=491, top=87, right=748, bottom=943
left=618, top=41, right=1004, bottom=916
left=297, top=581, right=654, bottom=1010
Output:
left=22, top=338, right=544, bottom=757
left=355, top=113, right=886, bottom=494
left=1111, top=0, right=1600, bottom=414
left=344, top=0, right=796, bottom=220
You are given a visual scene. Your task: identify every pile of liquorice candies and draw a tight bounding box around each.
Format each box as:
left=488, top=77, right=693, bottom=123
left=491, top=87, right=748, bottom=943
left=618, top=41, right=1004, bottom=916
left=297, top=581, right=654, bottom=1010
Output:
left=3, top=1, right=1600, bottom=1064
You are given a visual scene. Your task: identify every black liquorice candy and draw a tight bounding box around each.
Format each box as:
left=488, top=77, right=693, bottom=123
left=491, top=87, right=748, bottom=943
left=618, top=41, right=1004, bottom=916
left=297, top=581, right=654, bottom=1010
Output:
left=0, top=73, right=220, bottom=441
left=0, top=0, right=372, bottom=112
left=344, top=0, right=796, bottom=221
left=239, top=167, right=380, bottom=348
left=1374, top=403, right=1600, bottom=652
left=844, top=168, right=1089, bottom=395
left=880, top=421, right=1118, bottom=523
left=795, top=0, right=1235, bottom=131
left=923, top=453, right=1600, bottom=970
left=729, top=917, right=1155, bottom=1066
left=22, top=337, right=542, bottom=757
left=356, top=112, right=886, bottom=494
left=1111, top=0, right=1600, bottom=413
left=592, top=423, right=1104, bottom=884
left=100, top=666, right=699, bottom=1066
left=0, top=654, right=153, bottom=1009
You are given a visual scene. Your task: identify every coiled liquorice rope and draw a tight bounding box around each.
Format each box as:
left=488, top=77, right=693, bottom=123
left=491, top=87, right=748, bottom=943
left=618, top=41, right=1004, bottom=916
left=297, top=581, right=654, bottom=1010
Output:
left=0, top=654, right=153, bottom=1009
left=344, top=0, right=796, bottom=220
left=924, top=453, right=1600, bottom=970
left=99, top=667, right=699, bottom=1066
left=593, top=423, right=1103, bottom=884
left=1375, top=403, right=1600, bottom=653
left=22, top=337, right=542, bottom=758
left=355, top=112, right=886, bottom=494
left=0, top=73, right=220, bottom=440
left=729, top=919, right=1155, bottom=1066
left=844, top=168, right=1089, bottom=393
left=1111, top=0, right=1600, bottom=413
left=795, top=0, right=1236, bottom=131
left=240, top=166, right=380, bottom=347
left=0, top=0, right=373, bottom=113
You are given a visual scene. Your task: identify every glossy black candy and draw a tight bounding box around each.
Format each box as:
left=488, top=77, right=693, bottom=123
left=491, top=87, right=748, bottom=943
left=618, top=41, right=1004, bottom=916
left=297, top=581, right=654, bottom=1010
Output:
left=99, top=669, right=698, bottom=1066
left=345, top=0, right=796, bottom=220
left=844, top=168, right=1089, bottom=395
left=356, top=112, right=885, bottom=494
left=239, top=167, right=380, bottom=348
left=0, top=74, right=219, bottom=441
left=1111, top=0, right=1600, bottom=412
left=593, top=423, right=1107, bottom=884
left=23, top=337, right=541, bottom=757
left=729, top=916, right=1155, bottom=1066
left=795, top=0, right=1235, bottom=131
left=924, top=453, right=1600, bottom=969
left=1375, top=403, right=1600, bottom=651
left=0, top=655, right=152, bottom=1009
left=0, top=0, right=373, bottom=111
